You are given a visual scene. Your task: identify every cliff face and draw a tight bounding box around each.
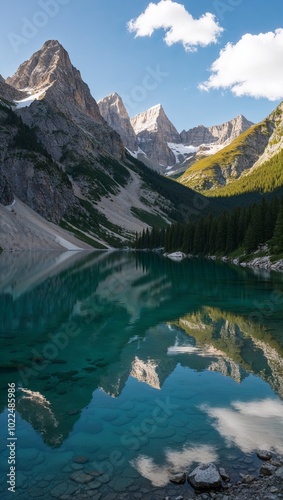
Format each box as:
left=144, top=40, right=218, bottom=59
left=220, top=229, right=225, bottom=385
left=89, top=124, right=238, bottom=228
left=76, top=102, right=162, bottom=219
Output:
left=7, top=40, right=124, bottom=161
left=0, top=75, right=26, bottom=103
left=129, top=107, right=253, bottom=172
left=0, top=170, right=13, bottom=206
left=0, top=40, right=206, bottom=250
left=131, top=104, right=180, bottom=166
left=98, top=93, right=138, bottom=152
left=0, top=104, right=76, bottom=222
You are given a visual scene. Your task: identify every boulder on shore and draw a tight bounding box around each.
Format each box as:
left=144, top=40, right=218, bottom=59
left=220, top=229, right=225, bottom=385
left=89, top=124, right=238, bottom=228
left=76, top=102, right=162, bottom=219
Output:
left=188, top=463, right=222, bottom=490
left=166, top=252, right=186, bottom=261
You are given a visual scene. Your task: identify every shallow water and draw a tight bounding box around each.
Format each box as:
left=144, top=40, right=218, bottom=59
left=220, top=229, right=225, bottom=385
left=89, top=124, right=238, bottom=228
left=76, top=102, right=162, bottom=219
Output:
left=0, top=251, right=283, bottom=499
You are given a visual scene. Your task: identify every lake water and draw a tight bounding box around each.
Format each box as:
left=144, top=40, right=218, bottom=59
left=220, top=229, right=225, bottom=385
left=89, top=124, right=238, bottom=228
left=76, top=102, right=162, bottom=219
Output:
left=0, top=251, right=283, bottom=499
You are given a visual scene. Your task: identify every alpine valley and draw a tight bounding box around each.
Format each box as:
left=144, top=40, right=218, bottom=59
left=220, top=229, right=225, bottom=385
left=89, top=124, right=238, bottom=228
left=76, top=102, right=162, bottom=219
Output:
left=1, top=40, right=283, bottom=252
left=1, top=38, right=283, bottom=500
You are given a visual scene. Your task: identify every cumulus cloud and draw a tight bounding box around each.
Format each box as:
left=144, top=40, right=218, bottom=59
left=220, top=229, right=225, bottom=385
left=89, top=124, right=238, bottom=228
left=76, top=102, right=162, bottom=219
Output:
left=200, top=28, right=283, bottom=100
left=127, top=0, right=223, bottom=51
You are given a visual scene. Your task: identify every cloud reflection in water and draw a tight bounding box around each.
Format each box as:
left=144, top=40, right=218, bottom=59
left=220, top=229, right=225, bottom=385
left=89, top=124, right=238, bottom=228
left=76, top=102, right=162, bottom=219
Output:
left=201, top=398, right=283, bottom=454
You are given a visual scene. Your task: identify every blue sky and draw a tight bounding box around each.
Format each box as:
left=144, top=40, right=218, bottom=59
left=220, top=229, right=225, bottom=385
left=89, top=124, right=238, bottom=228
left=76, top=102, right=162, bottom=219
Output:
left=1, top=0, right=283, bottom=130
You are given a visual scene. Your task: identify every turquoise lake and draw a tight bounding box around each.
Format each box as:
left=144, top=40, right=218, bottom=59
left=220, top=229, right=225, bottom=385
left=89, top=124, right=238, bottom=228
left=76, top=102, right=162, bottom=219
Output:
left=0, top=251, right=283, bottom=499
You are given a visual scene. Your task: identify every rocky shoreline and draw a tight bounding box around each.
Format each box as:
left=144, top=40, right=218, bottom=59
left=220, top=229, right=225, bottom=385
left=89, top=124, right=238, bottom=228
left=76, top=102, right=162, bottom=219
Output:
left=158, top=451, right=283, bottom=500
left=164, top=251, right=283, bottom=272
left=219, top=255, right=283, bottom=272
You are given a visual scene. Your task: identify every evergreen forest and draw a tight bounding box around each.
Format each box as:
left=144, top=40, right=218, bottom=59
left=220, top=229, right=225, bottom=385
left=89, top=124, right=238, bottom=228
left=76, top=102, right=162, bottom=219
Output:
left=134, top=196, right=283, bottom=258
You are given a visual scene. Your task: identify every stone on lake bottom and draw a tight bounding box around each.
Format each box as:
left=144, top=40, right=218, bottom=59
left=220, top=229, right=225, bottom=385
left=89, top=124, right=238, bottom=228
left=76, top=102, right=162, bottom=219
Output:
left=71, top=463, right=83, bottom=470
left=103, top=494, right=117, bottom=500
left=86, top=481, right=101, bottom=490
left=50, top=482, right=68, bottom=498
left=169, top=472, right=186, bottom=484
left=72, top=455, right=89, bottom=464
left=68, top=409, right=80, bottom=416
left=69, top=471, right=93, bottom=484
left=188, top=463, right=222, bottom=490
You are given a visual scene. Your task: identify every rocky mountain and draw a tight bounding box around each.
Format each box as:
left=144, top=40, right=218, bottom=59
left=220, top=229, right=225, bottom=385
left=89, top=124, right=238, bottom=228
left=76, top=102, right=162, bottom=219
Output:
left=131, top=104, right=181, bottom=167
left=180, top=115, right=253, bottom=148
left=98, top=93, right=138, bottom=152
left=129, top=105, right=253, bottom=173
left=178, top=102, right=283, bottom=196
left=96, top=94, right=254, bottom=177
left=0, top=40, right=214, bottom=251
left=7, top=39, right=123, bottom=160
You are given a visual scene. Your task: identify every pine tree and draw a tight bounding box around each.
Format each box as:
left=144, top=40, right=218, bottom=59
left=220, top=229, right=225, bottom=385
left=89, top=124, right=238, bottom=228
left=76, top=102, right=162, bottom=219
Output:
left=271, top=200, right=283, bottom=253
left=215, top=214, right=228, bottom=253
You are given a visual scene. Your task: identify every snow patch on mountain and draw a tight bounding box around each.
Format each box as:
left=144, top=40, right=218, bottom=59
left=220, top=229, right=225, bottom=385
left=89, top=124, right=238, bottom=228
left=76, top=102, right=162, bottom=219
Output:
left=14, top=85, right=52, bottom=108
left=168, top=142, right=198, bottom=163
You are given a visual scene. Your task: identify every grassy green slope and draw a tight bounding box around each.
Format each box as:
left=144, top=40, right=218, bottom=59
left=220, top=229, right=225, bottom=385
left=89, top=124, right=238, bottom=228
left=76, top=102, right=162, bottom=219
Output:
left=207, top=146, right=283, bottom=197
left=178, top=120, right=272, bottom=193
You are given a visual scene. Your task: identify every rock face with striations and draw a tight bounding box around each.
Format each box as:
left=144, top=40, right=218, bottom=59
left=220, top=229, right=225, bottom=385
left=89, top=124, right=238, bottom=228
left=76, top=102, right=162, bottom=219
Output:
left=0, top=40, right=202, bottom=249
left=6, top=40, right=124, bottom=161
left=0, top=75, right=26, bottom=103
left=131, top=104, right=180, bottom=166
left=0, top=170, right=14, bottom=206
left=180, top=115, right=254, bottom=147
left=98, top=93, right=138, bottom=152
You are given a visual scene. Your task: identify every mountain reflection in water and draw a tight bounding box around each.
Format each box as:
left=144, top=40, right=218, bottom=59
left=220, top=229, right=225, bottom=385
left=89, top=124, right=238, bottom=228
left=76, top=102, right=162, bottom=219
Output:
left=0, top=251, right=283, bottom=498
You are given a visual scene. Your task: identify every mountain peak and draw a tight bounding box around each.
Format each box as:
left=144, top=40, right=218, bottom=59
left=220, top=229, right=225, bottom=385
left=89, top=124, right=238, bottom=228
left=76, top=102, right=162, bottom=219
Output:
left=6, top=39, right=73, bottom=91
left=98, top=93, right=138, bottom=151
left=131, top=103, right=177, bottom=136
left=98, top=92, right=125, bottom=113
left=5, top=40, right=107, bottom=124
left=41, top=39, right=63, bottom=50
left=149, top=103, right=163, bottom=112
left=130, top=104, right=180, bottom=165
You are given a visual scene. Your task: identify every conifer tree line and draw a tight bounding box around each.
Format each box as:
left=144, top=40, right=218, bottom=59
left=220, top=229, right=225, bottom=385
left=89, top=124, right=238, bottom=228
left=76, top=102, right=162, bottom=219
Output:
left=134, top=196, right=283, bottom=256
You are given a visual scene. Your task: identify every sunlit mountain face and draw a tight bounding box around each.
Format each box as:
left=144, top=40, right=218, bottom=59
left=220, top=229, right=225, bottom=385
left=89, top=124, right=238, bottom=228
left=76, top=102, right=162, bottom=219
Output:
left=0, top=251, right=283, bottom=499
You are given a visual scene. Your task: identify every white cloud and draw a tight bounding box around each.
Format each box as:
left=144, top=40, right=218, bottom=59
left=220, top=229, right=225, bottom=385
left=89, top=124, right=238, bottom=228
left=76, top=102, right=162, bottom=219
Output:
left=200, top=28, right=283, bottom=100
left=127, top=0, right=223, bottom=51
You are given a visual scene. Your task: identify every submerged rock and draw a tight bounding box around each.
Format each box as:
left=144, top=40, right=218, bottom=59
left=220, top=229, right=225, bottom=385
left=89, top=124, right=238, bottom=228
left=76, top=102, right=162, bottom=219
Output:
left=72, top=456, right=89, bottom=464
left=169, top=472, right=186, bottom=484
left=257, top=450, right=272, bottom=461
left=260, top=463, right=277, bottom=476
left=188, top=463, right=222, bottom=490
left=69, top=471, right=93, bottom=484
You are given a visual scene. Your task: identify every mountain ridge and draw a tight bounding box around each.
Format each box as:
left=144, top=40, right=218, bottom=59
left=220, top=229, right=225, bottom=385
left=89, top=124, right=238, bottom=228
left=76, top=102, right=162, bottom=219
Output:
left=180, top=114, right=254, bottom=148
left=178, top=102, right=283, bottom=196
left=99, top=91, right=254, bottom=174
left=0, top=40, right=217, bottom=251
